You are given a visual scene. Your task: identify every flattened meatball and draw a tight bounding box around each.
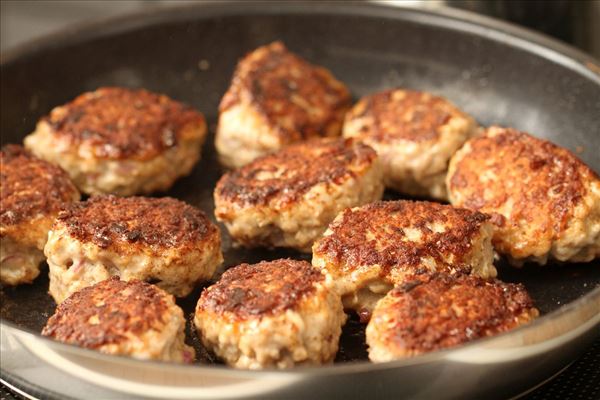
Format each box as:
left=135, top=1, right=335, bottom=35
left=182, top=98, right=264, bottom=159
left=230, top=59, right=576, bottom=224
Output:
left=343, top=89, right=477, bottom=200
left=43, top=277, right=194, bottom=363
left=24, top=87, right=206, bottom=196
left=1, top=145, right=79, bottom=285
left=312, top=200, right=496, bottom=316
left=447, top=126, right=600, bottom=265
left=215, top=41, right=352, bottom=168
left=45, top=195, right=222, bottom=303
left=194, top=259, right=345, bottom=369
left=215, top=138, right=384, bottom=252
left=366, top=274, right=538, bottom=362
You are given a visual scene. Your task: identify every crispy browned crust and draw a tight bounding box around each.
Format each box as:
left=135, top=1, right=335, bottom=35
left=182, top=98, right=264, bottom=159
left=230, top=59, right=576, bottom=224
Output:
left=56, top=195, right=217, bottom=251
left=1, top=145, right=79, bottom=227
left=215, top=138, right=377, bottom=209
left=196, top=259, right=324, bottom=320
left=345, top=89, right=466, bottom=143
left=448, top=127, right=597, bottom=243
left=219, top=41, right=351, bottom=142
left=372, top=274, right=537, bottom=355
left=313, top=200, right=489, bottom=274
left=42, top=277, right=171, bottom=348
left=41, top=87, right=205, bottom=160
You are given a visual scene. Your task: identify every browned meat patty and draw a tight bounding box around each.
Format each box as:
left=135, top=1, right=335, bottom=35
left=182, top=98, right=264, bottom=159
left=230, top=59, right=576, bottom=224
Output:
left=215, top=41, right=352, bottom=168
left=366, top=273, right=538, bottom=361
left=343, top=89, right=478, bottom=199
left=1, top=145, right=79, bottom=285
left=214, top=138, right=383, bottom=252
left=25, top=87, right=206, bottom=196
left=312, top=200, right=496, bottom=316
left=447, top=126, right=600, bottom=265
left=194, top=259, right=345, bottom=369
left=45, top=195, right=222, bottom=303
left=43, top=277, right=194, bottom=362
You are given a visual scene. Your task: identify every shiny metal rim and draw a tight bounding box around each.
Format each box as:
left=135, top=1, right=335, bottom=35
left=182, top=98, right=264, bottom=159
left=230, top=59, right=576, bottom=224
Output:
left=1, top=1, right=599, bottom=379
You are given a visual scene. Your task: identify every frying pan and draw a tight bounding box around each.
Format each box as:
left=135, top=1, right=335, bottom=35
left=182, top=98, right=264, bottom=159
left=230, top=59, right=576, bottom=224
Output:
left=1, top=2, right=599, bottom=399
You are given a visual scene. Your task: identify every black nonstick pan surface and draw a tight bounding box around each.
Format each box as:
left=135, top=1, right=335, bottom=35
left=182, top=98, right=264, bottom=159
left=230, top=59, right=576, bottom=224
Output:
left=1, top=3, right=599, bottom=399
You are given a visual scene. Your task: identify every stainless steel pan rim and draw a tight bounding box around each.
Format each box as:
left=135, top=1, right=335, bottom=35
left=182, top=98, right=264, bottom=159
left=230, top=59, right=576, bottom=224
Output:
left=1, top=1, right=599, bottom=394
left=2, top=1, right=599, bottom=77
left=2, top=283, right=599, bottom=376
